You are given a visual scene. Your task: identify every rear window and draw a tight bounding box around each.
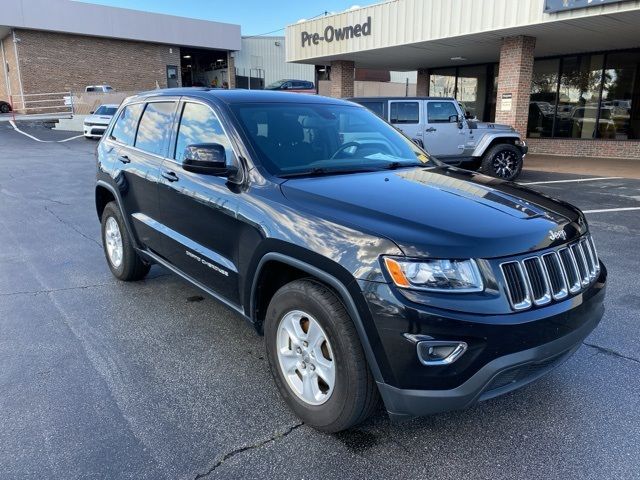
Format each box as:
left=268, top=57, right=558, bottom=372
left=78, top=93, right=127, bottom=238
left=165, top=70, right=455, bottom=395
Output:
left=427, top=101, right=459, bottom=123
left=390, top=102, right=419, bottom=124
left=110, top=103, right=144, bottom=145
left=134, top=102, right=176, bottom=156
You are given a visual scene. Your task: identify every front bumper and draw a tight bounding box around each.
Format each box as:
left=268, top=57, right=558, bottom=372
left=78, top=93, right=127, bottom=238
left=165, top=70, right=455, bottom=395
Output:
left=84, top=125, right=107, bottom=137
left=359, top=265, right=606, bottom=419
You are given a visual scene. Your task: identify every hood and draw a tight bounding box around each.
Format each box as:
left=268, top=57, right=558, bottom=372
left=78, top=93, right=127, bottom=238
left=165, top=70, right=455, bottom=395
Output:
left=281, top=167, right=586, bottom=259
left=85, top=114, right=113, bottom=124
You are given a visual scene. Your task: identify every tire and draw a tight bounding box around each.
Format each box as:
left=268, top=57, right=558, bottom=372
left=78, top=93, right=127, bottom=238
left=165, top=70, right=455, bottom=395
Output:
left=0, top=102, right=10, bottom=114
left=101, top=201, right=150, bottom=281
left=264, top=279, right=379, bottom=432
left=480, top=143, right=523, bottom=181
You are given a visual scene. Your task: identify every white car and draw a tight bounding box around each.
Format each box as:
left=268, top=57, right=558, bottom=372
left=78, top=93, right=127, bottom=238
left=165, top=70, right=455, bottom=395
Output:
left=83, top=104, right=119, bottom=139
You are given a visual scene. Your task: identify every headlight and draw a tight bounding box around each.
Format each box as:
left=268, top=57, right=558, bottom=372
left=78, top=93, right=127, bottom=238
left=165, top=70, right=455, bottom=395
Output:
left=383, top=257, right=483, bottom=293
left=514, top=139, right=526, bottom=147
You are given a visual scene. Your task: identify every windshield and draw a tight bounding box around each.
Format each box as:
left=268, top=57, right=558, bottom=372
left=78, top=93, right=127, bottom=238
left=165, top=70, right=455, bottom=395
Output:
left=231, top=103, right=432, bottom=177
left=94, top=106, right=117, bottom=116
left=265, top=80, right=286, bottom=90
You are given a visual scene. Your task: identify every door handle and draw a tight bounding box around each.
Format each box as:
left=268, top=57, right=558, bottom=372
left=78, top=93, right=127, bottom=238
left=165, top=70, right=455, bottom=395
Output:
left=162, top=170, right=179, bottom=182
left=425, top=127, right=437, bottom=133
left=118, top=154, right=131, bottom=164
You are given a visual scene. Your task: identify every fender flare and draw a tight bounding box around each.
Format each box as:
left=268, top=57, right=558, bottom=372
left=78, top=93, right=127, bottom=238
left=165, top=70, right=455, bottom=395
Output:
left=95, top=180, right=142, bottom=250
left=250, top=252, right=384, bottom=383
left=471, top=133, right=521, bottom=158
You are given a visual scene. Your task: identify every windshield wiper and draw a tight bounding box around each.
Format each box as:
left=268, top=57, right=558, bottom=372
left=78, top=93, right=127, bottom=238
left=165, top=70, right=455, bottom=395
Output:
left=383, top=161, right=424, bottom=170
left=279, top=166, right=380, bottom=179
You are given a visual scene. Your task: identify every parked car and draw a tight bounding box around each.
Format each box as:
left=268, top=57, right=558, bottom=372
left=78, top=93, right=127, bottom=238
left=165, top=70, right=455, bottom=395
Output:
left=95, top=89, right=606, bottom=432
left=85, top=85, right=114, bottom=93
left=351, top=97, right=528, bottom=180
left=84, top=104, right=119, bottom=138
left=0, top=100, right=12, bottom=114
left=265, top=79, right=316, bottom=94
left=570, top=106, right=616, bottom=139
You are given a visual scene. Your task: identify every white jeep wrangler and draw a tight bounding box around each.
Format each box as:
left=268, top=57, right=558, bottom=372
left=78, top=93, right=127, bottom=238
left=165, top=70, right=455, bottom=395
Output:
left=351, top=97, right=528, bottom=181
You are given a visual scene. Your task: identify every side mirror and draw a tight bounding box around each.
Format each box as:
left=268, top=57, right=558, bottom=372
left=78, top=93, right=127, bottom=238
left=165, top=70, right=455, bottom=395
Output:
left=89, top=110, right=94, bottom=114
left=181, top=143, right=237, bottom=177
left=448, top=114, right=460, bottom=123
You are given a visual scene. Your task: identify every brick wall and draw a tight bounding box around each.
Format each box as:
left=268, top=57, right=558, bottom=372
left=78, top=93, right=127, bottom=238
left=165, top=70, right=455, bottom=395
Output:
left=330, top=60, right=355, bottom=98
left=416, top=68, right=428, bottom=97
left=227, top=52, right=236, bottom=89
left=1, top=34, right=22, bottom=106
left=495, top=36, right=536, bottom=136
left=14, top=29, right=181, bottom=95
left=527, top=138, right=640, bottom=159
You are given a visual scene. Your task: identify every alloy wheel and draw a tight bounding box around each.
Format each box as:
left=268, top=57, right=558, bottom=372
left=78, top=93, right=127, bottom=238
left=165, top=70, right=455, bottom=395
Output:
left=276, top=310, right=336, bottom=405
left=104, top=216, right=124, bottom=268
left=492, top=150, right=517, bottom=178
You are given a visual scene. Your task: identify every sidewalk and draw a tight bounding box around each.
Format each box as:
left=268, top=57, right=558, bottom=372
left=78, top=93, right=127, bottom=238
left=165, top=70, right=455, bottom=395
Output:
left=525, top=154, right=640, bottom=179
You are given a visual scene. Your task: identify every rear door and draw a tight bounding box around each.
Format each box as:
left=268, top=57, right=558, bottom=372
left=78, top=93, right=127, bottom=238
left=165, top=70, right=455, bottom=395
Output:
left=424, top=100, right=467, bottom=158
left=156, top=100, right=242, bottom=305
left=119, top=98, right=179, bottom=253
left=388, top=100, right=423, bottom=145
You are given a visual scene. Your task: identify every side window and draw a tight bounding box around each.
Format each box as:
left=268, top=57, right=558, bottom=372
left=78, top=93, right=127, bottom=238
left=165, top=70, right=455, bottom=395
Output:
left=427, top=101, right=459, bottom=123
left=86, top=87, right=96, bottom=92
left=390, top=102, right=419, bottom=124
left=359, top=101, right=385, bottom=118
left=134, top=102, right=176, bottom=156
left=174, top=102, right=236, bottom=163
left=110, top=103, right=144, bottom=145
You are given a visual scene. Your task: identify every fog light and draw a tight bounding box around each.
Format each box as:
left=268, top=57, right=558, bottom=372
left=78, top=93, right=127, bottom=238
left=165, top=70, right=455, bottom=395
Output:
left=417, top=341, right=467, bottom=366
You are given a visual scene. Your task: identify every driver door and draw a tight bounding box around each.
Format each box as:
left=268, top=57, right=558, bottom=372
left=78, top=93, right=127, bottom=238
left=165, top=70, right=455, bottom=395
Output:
left=156, top=100, right=242, bottom=305
left=423, top=100, right=467, bottom=159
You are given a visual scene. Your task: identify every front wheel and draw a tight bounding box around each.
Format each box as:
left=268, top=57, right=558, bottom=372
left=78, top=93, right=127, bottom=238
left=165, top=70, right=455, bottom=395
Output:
left=101, top=201, right=150, bottom=281
left=264, top=279, right=379, bottom=432
left=480, top=144, right=523, bottom=181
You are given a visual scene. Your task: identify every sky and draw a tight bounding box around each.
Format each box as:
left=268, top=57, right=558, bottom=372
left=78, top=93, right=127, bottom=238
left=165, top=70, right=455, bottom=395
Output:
left=76, top=1, right=366, bottom=36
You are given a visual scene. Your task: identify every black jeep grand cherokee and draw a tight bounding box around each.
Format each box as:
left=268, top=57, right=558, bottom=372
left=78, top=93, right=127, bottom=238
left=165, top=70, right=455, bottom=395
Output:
left=95, top=89, right=606, bottom=432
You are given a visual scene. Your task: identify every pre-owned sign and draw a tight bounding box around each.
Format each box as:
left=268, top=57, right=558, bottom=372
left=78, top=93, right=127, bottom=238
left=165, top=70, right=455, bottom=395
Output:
left=301, top=17, right=372, bottom=47
left=544, top=0, right=630, bottom=13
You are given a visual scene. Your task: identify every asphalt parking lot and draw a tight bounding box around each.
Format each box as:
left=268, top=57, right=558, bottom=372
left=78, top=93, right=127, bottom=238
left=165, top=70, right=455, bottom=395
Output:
left=1, top=124, right=639, bottom=480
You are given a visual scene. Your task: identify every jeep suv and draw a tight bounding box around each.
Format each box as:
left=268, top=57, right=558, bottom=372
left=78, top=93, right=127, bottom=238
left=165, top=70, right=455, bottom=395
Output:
left=351, top=97, right=528, bottom=181
left=95, top=89, right=606, bottom=432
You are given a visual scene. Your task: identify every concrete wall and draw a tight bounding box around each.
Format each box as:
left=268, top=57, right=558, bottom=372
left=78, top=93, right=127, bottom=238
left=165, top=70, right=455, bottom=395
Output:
left=14, top=29, right=181, bottom=95
left=318, top=80, right=416, bottom=97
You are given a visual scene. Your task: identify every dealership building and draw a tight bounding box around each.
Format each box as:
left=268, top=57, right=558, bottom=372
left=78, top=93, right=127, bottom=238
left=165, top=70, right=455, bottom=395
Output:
left=287, top=0, right=640, bottom=159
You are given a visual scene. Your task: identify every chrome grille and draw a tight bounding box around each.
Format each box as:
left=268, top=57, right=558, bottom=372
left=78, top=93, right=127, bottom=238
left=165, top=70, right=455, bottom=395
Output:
left=500, top=234, right=599, bottom=311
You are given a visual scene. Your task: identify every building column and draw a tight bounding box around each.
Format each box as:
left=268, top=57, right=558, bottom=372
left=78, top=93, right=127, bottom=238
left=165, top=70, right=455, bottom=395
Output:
left=495, top=35, right=536, bottom=135
left=227, top=51, right=236, bottom=89
left=329, top=60, right=354, bottom=98
left=416, top=69, right=429, bottom=97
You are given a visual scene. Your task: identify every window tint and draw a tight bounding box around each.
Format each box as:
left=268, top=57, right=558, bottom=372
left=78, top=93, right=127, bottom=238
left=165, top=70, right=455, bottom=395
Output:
left=110, top=103, right=144, bottom=145
left=427, top=101, right=459, bottom=123
left=174, top=102, right=235, bottom=163
left=86, top=87, right=96, bottom=92
left=390, top=102, right=419, bottom=124
left=134, top=102, right=176, bottom=156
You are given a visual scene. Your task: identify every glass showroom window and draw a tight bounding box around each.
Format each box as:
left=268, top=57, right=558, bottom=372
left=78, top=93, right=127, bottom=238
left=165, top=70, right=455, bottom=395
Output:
left=528, top=58, right=560, bottom=138
left=601, top=51, right=640, bottom=140
left=429, top=68, right=457, bottom=98
left=457, top=65, right=489, bottom=121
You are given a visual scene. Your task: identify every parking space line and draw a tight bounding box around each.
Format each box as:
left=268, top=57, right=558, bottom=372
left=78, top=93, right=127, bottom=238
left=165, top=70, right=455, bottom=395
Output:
left=9, top=120, right=83, bottom=143
left=583, top=207, right=640, bottom=214
left=521, top=177, right=622, bottom=185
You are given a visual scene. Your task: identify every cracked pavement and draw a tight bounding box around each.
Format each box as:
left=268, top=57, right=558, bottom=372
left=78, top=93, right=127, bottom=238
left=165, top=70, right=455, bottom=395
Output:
left=1, top=125, right=639, bottom=479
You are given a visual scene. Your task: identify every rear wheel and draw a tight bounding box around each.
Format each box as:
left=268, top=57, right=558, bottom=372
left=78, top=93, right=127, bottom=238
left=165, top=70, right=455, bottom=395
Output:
left=0, top=102, right=11, bottom=114
left=101, top=201, right=150, bottom=281
left=264, top=279, right=379, bottom=432
left=480, top=144, right=523, bottom=181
